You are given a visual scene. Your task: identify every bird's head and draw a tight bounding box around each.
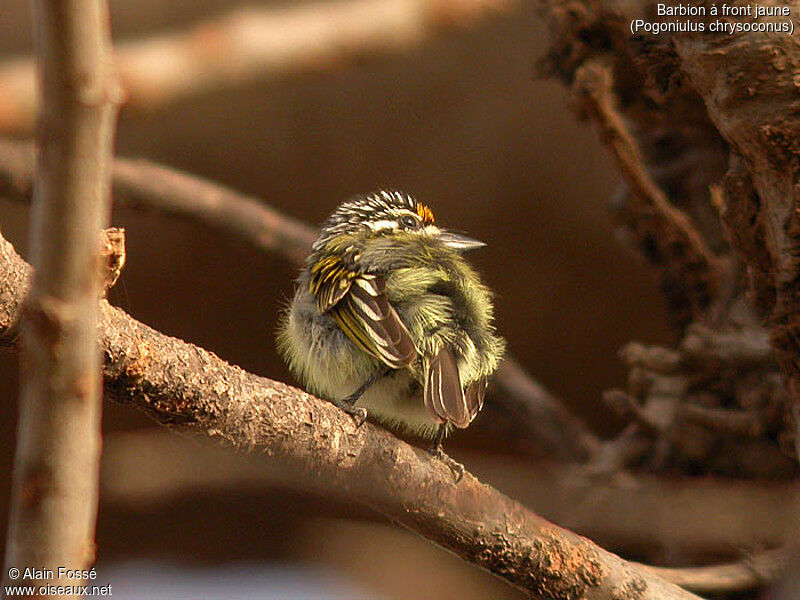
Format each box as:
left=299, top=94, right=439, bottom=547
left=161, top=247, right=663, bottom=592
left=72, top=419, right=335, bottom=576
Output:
left=313, top=190, right=485, bottom=253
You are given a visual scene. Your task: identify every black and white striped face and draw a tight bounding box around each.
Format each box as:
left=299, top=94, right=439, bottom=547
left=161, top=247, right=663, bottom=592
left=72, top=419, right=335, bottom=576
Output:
left=314, top=190, right=438, bottom=250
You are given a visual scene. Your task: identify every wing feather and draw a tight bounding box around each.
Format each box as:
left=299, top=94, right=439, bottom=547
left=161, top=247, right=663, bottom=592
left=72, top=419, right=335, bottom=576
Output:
left=465, top=377, right=487, bottom=421
left=310, top=254, right=356, bottom=312
left=342, top=275, right=416, bottom=368
left=424, top=347, right=470, bottom=428
left=310, top=252, right=416, bottom=369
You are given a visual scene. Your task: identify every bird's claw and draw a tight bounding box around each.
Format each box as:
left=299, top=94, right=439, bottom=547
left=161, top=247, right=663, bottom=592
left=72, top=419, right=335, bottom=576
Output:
left=342, top=405, right=368, bottom=427
left=428, top=445, right=465, bottom=482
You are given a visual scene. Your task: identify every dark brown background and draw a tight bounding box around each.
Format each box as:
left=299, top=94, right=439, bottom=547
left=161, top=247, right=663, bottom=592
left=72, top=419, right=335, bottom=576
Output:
left=0, top=0, right=671, bottom=597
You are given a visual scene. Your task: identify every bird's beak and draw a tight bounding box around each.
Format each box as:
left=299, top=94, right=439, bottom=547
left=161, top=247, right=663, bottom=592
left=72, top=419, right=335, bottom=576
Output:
left=436, top=230, right=486, bottom=252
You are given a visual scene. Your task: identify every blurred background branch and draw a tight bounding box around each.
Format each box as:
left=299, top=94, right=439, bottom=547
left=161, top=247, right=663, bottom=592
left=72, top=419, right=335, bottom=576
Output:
left=0, top=0, right=513, bottom=134
left=102, top=428, right=800, bottom=564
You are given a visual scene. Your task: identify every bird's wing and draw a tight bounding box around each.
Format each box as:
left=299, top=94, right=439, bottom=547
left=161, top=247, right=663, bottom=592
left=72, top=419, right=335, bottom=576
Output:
left=310, top=253, right=357, bottom=312
left=424, top=346, right=472, bottom=428
left=310, top=254, right=416, bottom=369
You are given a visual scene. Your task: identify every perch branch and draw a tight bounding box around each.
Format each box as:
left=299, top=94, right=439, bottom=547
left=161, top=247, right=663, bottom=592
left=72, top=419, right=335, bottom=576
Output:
left=0, top=0, right=512, bottom=134
left=2, top=0, right=120, bottom=594
left=0, top=137, right=597, bottom=461
left=0, top=227, right=698, bottom=599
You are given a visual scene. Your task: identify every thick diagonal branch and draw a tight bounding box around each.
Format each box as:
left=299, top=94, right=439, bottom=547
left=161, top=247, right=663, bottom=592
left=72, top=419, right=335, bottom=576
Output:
left=102, top=428, right=797, bottom=593
left=0, top=229, right=697, bottom=599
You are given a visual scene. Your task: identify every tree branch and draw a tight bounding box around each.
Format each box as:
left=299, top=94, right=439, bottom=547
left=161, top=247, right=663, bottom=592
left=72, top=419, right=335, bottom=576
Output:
left=489, top=355, right=599, bottom=459
left=535, top=0, right=798, bottom=477
left=0, top=0, right=512, bottom=134
left=641, top=549, right=791, bottom=595
left=0, top=227, right=698, bottom=599
left=2, top=0, right=120, bottom=594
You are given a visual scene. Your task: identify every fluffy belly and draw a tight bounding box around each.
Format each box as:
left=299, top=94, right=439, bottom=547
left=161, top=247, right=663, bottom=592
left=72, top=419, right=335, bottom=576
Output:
left=282, top=303, right=441, bottom=438
left=354, top=374, right=442, bottom=439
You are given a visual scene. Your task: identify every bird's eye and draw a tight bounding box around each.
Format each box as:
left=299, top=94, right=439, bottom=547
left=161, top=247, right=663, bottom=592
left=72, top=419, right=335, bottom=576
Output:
left=400, top=215, right=419, bottom=229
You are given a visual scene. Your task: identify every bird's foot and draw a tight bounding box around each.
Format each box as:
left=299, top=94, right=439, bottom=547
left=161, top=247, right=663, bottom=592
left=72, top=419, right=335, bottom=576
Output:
left=428, top=444, right=465, bottom=482
left=339, top=403, right=368, bottom=427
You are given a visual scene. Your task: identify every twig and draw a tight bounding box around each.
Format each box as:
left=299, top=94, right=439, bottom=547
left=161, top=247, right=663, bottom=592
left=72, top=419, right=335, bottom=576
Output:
left=621, top=326, right=775, bottom=373
left=112, top=158, right=316, bottom=266
left=606, top=388, right=765, bottom=439
left=571, top=60, right=723, bottom=325
left=2, top=0, right=120, bottom=594
left=493, top=356, right=599, bottom=459
left=0, top=228, right=699, bottom=599
left=584, top=424, right=650, bottom=476
left=680, top=324, right=775, bottom=368
left=0, top=139, right=316, bottom=266
left=619, top=342, right=682, bottom=374
left=0, top=0, right=512, bottom=134
left=679, top=404, right=764, bottom=438
left=0, top=137, right=596, bottom=463
left=602, top=390, right=660, bottom=436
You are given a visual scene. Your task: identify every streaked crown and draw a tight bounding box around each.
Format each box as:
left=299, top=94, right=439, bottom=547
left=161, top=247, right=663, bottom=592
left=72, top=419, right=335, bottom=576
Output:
left=313, top=190, right=435, bottom=251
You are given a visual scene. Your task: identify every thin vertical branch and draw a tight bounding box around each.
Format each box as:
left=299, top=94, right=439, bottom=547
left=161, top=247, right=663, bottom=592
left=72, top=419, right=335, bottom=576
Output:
left=2, top=0, right=119, bottom=596
left=571, top=60, right=724, bottom=324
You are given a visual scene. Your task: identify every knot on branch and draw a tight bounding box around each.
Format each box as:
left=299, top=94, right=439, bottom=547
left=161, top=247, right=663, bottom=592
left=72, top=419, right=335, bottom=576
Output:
left=100, top=227, right=126, bottom=294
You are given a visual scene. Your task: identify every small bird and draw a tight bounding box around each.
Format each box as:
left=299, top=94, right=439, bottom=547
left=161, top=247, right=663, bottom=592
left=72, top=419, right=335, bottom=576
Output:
left=277, top=190, right=505, bottom=478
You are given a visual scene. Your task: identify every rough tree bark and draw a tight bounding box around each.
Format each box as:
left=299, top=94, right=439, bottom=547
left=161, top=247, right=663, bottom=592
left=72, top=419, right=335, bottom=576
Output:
left=100, top=428, right=796, bottom=593
left=671, top=1, right=800, bottom=424
left=536, top=0, right=800, bottom=478
left=1, top=0, right=119, bottom=597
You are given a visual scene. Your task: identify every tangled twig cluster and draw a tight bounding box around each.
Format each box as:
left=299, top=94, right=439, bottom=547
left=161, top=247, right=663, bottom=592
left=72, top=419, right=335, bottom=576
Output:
left=600, top=325, right=795, bottom=477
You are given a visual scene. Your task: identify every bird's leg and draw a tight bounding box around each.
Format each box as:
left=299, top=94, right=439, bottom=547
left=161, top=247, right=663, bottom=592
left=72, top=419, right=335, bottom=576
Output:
left=428, top=425, right=464, bottom=482
left=337, top=365, right=390, bottom=427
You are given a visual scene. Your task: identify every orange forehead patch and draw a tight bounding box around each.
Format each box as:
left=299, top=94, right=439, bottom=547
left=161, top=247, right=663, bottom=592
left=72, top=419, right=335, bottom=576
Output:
left=416, top=203, right=435, bottom=225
